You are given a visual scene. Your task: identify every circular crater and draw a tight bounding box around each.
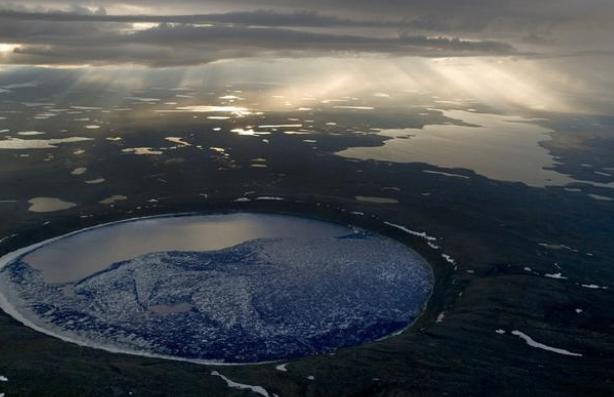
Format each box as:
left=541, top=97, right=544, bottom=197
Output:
left=0, top=213, right=433, bottom=364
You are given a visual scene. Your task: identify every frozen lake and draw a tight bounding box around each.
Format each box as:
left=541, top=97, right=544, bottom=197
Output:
left=0, top=213, right=433, bottom=364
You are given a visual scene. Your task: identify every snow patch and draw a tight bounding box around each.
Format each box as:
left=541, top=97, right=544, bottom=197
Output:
left=210, top=371, right=270, bottom=397
left=544, top=272, right=567, bottom=280
left=99, top=195, right=127, bottom=205
left=383, top=221, right=437, bottom=243
left=0, top=234, right=17, bottom=245
left=511, top=330, right=582, bottom=357
left=255, top=196, right=285, bottom=201
left=85, top=178, right=105, bottom=184
left=71, top=167, right=87, bottom=176
left=423, top=170, right=470, bottom=179
left=333, top=106, right=374, bottom=110
left=441, top=254, right=456, bottom=266
left=581, top=283, right=608, bottom=290
left=165, top=137, right=191, bottom=147
left=122, top=147, right=163, bottom=156
left=17, top=131, right=46, bottom=136
left=538, top=243, right=578, bottom=252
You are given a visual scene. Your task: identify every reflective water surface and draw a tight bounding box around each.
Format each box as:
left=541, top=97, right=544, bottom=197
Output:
left=338, top=110, right=580, bottom=187
left=23, top=213, right=352, bottom=283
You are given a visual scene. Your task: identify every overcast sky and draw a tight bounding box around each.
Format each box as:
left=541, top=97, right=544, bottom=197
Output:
left=0, top=0, right=613, bottom=66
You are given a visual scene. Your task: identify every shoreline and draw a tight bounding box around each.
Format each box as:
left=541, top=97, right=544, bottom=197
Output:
left=0, top=201, right=449, bottom=368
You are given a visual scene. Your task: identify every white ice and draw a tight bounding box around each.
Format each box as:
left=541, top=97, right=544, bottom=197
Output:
left=210, top=371, right=270, bottom=397
left=511, top=330, right=582, bottom=357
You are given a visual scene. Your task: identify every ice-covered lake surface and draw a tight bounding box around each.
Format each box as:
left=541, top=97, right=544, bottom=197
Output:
left=0, top=213, right=433, bottom=364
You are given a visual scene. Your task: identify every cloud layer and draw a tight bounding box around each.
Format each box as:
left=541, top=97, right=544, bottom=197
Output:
left=0, top=1, right=612, bottom=66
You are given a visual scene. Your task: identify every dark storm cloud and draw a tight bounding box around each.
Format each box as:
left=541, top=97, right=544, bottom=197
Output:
left=0, top=9, right=393, bottom=27
left=4, top=23, right=516, bottom=67
left=0, top=0, right=612, bottom=66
